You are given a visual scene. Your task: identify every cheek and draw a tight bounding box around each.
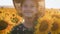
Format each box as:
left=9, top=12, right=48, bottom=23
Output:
left=21, top=7, right=26, bottom=13
left=32, top=8, right=38, bottom=14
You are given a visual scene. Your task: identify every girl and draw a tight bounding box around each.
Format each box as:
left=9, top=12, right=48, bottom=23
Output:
left=10, top=0, right=45, bottom=34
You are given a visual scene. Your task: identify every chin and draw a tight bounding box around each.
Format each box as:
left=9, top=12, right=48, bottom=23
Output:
left=23, top=13, right=35, bottom=17
left=24, top=15, right=33, bottom=18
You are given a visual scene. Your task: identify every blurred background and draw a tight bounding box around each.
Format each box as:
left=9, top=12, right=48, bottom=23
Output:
left=0, top=0, right=60, bottom=34
left=0, top=0, right=60, bottom=8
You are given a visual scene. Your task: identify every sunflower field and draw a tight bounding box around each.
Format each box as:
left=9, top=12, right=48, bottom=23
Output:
left=34, top=9, right=60, bottom=34
left=0, top=7, right=23, bottom=34
left=0, top=7, right=60, bottom=34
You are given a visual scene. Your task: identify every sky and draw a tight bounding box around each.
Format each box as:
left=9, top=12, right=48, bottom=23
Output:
left=0, top=0, right=60, bottom=8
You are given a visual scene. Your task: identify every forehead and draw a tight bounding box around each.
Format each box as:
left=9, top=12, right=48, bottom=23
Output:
left=24, top=0, right=34, bottom=3
left=22, top=0, right=36, bottom=5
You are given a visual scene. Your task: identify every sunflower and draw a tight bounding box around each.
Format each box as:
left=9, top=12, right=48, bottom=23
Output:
left=0, top=10, right=6, bottom=20
left=3, top=13, right=22, bottom=33
left=0, top=20, right=9, bottom=34
left=50, top=17, right=60, bottom=34
left=34, top=15, right=53, bottom=34
left=0, top=8, right=23, bottom=34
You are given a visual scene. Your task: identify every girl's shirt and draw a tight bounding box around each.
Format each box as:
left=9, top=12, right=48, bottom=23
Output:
left=10, top=23, right=34, bottom=34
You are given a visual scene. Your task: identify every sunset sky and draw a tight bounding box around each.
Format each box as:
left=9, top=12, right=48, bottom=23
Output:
left=0, top=0, right=60, bottom=8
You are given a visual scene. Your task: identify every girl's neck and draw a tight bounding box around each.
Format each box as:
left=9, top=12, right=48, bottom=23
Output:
left=23, top=16, right=35, bottom=29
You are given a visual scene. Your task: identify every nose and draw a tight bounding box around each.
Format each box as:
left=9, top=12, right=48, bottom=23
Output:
left=26, top=7, right=31, bottom=11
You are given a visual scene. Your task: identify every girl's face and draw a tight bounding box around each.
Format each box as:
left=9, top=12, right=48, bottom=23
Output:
left=21, top=0, right=38, bottom=17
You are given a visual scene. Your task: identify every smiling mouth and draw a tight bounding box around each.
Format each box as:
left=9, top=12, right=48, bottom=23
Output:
left=24, top=11, right=33, bottom=13
left=24, top=12, right=33, bottom=15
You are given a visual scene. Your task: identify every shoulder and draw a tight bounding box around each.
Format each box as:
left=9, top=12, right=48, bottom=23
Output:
left=10, top=23, right=24, bottom=32
left=13, top=23, right=23, bottom=30
left=10, top=23, right=24, bottom=34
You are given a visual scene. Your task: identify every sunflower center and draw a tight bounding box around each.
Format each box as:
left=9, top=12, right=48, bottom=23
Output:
left=39, top=20, right=48, bottom=32
left=51, top=22, right=59, bottom=31
left=0, top=20, right=8, bottom=30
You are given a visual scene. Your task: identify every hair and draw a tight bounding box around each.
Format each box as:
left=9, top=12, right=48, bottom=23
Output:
left=13, top=0, right=45, bottom=22
left=13, top=0, right=41, bottom=3
left=13, top=0, right=40, bottom=7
